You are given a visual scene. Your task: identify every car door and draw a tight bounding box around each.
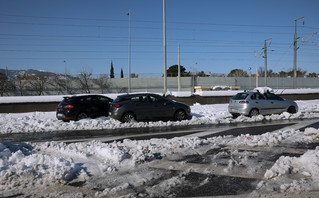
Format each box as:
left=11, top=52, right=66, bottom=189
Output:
left=145, top=95, right=175, bottom=120
left=264, top=93, right=286, bottom=114
left=128, top=95, right=153, bottom=120
left=96, top=96, right=112, bottom=117
left=85, top=96, right=99, bottom=117
left=250, top=93, right=272, bottom=115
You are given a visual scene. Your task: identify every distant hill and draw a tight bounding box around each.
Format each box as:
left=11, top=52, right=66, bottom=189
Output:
left=0, top=69, right=57, bottom=80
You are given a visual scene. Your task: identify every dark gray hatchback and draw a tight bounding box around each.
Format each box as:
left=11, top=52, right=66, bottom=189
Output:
left=109, top=93, right=191, bottom=123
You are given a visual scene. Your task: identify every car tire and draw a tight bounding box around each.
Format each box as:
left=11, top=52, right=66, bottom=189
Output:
left=231, top=114, right=239, bottom=119
left=249, top=108, right=259, bottom=117
left=121, top=112, right=136, bottom=123
left=174, top=109, right=186, bottom=121
left=77, top=112, right=88, bottom=120
left=287, top=106, right=297, bottom=114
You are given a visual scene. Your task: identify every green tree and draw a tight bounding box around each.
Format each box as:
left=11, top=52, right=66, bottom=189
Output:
left=227, top=69, right=248, bottom=77
left=287, top=68, right=307, bottom=77
left=110, top=61, right=115, bottom=78
left=307, top=72, right=319, bottom=78
left=167, top=65, right=188, bottom=77
left=121, top=68, right=124, bottom=78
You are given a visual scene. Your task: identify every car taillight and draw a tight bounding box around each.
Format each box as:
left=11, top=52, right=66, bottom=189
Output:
left=230, top=100, right=232, bottom=103
left=64, top=105, right=75, bottom=109
left=113, top=104, right=121, bottom=108
left=239, top=101, right=249, bottom=104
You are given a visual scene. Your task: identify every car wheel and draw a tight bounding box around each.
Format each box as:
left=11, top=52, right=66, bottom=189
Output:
left=231, top=114, right=239, bottom=119
left=121, top=112, right=135, bottom=123
left=77, top=112, right=88, bottom=120
left=287, top=106, right=296, bottom=114
left=249, top=109, right=259, bottom=117
left=174, top=109, right=186, bottom=121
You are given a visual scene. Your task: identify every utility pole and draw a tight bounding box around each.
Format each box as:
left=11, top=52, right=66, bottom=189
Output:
left=127, top=9, right=131, bottom=93
left=178, top=42, right=181, bottom=92
left=256, top=65, right=259, bottom=88
left=249, top=67, right=251, bottom=90
left=293, top=17, right=304, bottom=89
left=163, top=0, right=167, bottom=95
left=263, top=38, right=272, bottom=87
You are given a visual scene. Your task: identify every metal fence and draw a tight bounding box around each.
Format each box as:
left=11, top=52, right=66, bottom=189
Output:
left=2, top=76, right=319, bottom=96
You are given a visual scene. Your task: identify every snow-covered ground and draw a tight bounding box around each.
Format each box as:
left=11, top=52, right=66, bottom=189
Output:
left=1, top=93, right=319, bottom=197
left=0, top=99, right=319, bottom=134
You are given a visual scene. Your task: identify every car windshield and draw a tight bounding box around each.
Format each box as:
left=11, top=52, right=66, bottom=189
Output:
left=231, top=93, right=249, bottom=100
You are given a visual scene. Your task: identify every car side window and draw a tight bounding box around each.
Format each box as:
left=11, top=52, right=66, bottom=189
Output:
left=148, top=96, right=158, bottom=102
left=98, top=97, right=110, bottom=104
left=251, top=93, right=265, bottom=100
left=131, top=96, right=140, bottom=102
left=264, top=93, right=281, bottom=100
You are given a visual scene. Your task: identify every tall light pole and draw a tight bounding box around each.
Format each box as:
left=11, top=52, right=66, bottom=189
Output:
left=127, top=9, right=131, bottom=93
left=178, top=42, right=181, bottom=92
left=293, top=17, right=304, bottom=89
left=163, top=0, right=167, bottom=95
left=249, top=67, right=252, bottom=90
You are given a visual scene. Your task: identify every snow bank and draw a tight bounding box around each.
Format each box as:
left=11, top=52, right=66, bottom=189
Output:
left=1, top=127, right=319, bottom=197
left=0, top=94, right=120, bottom=104
left=2, top=88, right=319, bottom=104
left=1, top=100, right=319, bottom=134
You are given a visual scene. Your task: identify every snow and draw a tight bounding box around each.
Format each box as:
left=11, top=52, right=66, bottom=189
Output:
left=1, top=93, right=319, bottom=197
left=1, top=88, right=319, bottom=103
left=1, top=100, right=319, bottom=134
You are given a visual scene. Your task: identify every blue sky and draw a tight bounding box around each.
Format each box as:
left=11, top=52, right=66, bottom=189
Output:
left=0, top=0, right=318, bottom=77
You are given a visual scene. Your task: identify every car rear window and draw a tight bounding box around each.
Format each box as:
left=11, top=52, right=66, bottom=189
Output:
left=231, top=93, right=249, bottom=100
left=113, top=96, right=127, bottom=103
left=60, top=97, right=75, bottom=106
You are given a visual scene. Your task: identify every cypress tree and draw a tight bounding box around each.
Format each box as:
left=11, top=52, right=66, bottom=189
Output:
left=110, top=61, right=114, bottom=78
left=121, top=68, right=124, bottom=78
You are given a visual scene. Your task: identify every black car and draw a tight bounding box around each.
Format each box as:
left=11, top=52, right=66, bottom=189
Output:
left=109, top=93, right=191, bottom=123
left=56, top=95, right=113, bottom=121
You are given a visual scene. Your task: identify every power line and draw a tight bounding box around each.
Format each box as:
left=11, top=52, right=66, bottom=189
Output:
left=1, top=13, right=318, bottom=29
left=0, top=21, right=295, bottom=35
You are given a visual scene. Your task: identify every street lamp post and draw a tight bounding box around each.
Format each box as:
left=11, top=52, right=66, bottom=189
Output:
left=127, top=9, right=131, bottom=93
left=178, top=42, right=181, bottom=92
left=163, top=0, right=167, bottom=95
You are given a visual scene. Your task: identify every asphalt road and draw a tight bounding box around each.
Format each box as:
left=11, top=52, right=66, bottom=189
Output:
left=1, top=118, right=319, bottom=144
left=2, top=119, right=319, bottom=197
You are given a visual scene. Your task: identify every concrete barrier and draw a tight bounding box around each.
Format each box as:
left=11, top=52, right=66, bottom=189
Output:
left=1, top=93, right=318, bottom=113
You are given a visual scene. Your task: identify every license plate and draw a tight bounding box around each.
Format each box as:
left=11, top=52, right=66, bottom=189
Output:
left=57, top=113, right=65, bottom=118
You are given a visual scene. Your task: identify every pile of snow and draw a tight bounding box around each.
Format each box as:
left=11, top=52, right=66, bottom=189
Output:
left=1, top=127, right=319, bottom=197
left=2, top=88, right=319, bottom=104
left=1, top=100, right=319, bottom=134
left=212, top=85, right=231, bottom=90
left=254, top=87, right=274, bottom=94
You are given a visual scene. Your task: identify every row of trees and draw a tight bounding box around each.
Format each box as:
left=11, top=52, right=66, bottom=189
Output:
left=166, top=65, right=319, bottom=78
left=226, top=67, right=318, bottom=78
left=0, top=71, right=112, bottom=96
left=1, top=65, right=318, bottom=96
left=110, top=61, right=139, bottom=78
